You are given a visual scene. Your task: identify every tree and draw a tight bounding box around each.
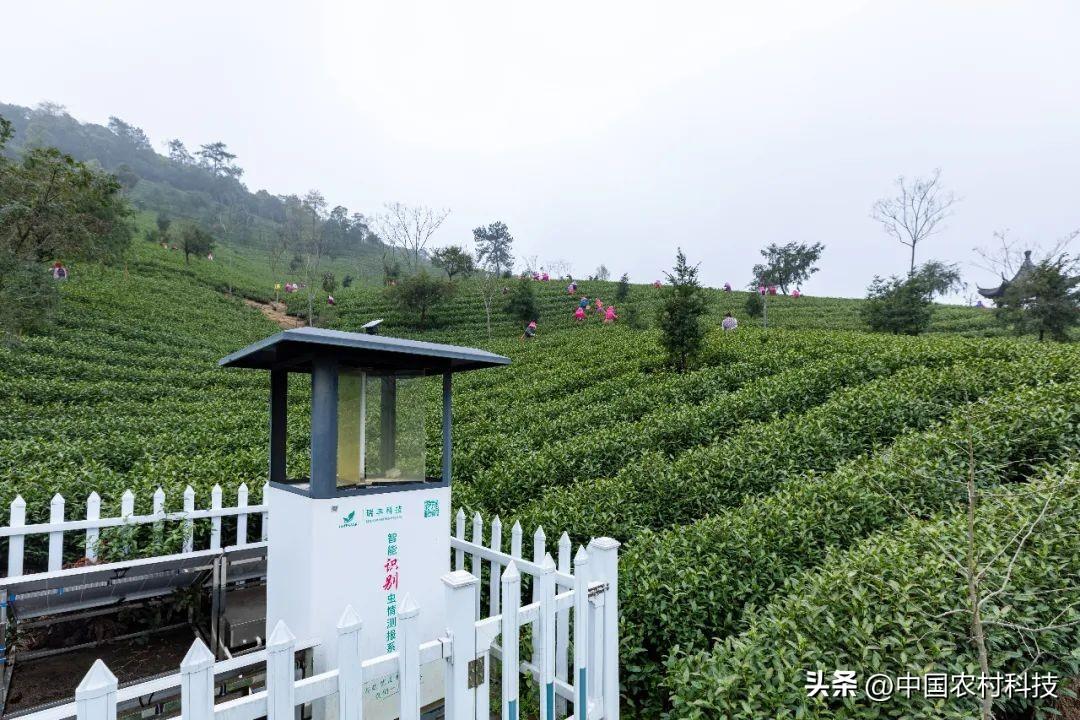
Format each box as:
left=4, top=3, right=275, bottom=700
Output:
left=156, top=213, right=172, bottom=236
left=375, top=202, right=450, bottom=271
left=0, top=128, right=132, bottom=265
left=178, top=224, right=214, bottom=265
left=0, top=251, right=59, bottom=339
left=166, top=139, right=194, bottom=165
left=872, top=168, right=958, bottom=274
left=196, top=142, right=243, bottom=179
left=322, top=271, right=336, bottom=294
left=298, top=190, right=328, bottom=325
left=505, top=276, right=539, bottom=325
left=750, top=241, right=824, bottom=294
left=107, top=117, right=151, bottom=151
left=431, top=245, right=475, bottom=280
left=473, top=221, right=514, bottom=277
left=745, top=289, right=764, bottom=318
left=657, top=249, right=708, bottom=372
left=388, top=269, right=454, bottom=328
left=594, top=264, right=611, bottom=281
left=615, top=273, right=631, bottom=302
left=914, top=259, right=964, bottom=298
left=861, top=274, right=933, bottom=335
left=995, top=255, right=1079, bottom=341
left=382, top=253, right=402, bottom=286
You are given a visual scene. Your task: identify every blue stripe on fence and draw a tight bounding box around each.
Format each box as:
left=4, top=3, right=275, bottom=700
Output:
left=509, top=698, right=519, bottom=720
left=578, top=667, right=587, bottom=717
left=546, top=682, right=555, bottom=720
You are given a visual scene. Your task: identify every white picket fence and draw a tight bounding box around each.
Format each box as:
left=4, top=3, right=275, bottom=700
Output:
left=7, top=503, right=620, bottom=720
left=0, top=484, right=269, bottom=577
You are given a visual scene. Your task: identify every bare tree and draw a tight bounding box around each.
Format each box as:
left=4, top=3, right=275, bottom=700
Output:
left=871, top=168, right=958, bottom=274
left=300, top=190, right=328, bottom=325
left=546, top=258, right=573, bottom=279
left=871, top=423, right=1079, bottom=720
left=974, top=228, right=1079, bottom=279
left=375, top=202, right=450, bottom=271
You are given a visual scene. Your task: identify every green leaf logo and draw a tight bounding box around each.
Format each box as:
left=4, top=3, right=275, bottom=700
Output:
left=343, top=511, right=355, bottom=524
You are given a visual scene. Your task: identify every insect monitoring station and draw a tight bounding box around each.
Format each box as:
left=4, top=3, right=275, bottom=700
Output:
left=219, top=327, right=510, bottom=715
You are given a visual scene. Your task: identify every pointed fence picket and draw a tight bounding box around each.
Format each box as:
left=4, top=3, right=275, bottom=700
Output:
left=1, top=486, right=268, bottom=579
left=11, top=508, right=620, bottom=720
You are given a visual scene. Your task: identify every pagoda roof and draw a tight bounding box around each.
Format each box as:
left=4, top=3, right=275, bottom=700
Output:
left=977, top=250, right=1035, bottom=299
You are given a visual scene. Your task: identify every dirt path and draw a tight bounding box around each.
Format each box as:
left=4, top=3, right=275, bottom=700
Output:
left=244, top=299, right=305, bottom=329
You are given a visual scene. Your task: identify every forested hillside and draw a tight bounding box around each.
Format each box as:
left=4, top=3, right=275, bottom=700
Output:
left=0, top=101, right=385, bottom=263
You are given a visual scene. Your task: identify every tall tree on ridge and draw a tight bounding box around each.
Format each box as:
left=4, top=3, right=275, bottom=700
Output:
left=872, top=168, right=958, bottom=274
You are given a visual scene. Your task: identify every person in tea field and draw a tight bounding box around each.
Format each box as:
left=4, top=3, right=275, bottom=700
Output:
left=722, top=311, right=738, bottom=332
left=604, top=305, right=618, bottom=323
left=521, top=320, right=538, bottom=342
left=595, top=297, right=604, bottom=314
left=574, top=306, right=586, bottom=322
left=579, top=296, right=589, bottom=312
left=51, top=261, right=69, bottom=280
left=568, top=281, right=578, bottom=294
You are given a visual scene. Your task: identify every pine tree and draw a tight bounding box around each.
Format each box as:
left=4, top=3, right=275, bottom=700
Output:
left=657, top=249, right=708, bottom=371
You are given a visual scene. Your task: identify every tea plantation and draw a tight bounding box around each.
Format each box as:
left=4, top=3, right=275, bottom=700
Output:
left=1, top=242, right=1076, bottom=718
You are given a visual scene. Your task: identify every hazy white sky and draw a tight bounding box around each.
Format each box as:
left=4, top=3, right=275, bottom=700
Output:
left=3, top=1, right=1078, bottom=298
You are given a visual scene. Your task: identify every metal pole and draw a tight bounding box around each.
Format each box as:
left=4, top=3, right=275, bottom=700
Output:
left=442, top=372, right=452, bottom=483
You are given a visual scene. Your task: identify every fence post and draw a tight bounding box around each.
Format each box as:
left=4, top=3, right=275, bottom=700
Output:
left=85, top=492, right=101, bottom=562
left=532, top=526, right=546, bottom=670
left=337, top=605, right=363, bottom=720
left=538, top=553, right=557, bottom=720
left=471, top=513, right=483, bottom=620
left=454, top=509, right=466, bottom=571
left=76, top=659, right=117, bottom=720
left=153, top=487, right=166, bottom=548
left=501, top=561, right=521, bottom=720
left=236, top=483, right=249, bottom=547
left=121, top=490, right=134, bottom=521
left=48, top=494, right=65, bottom=572
left=442, top=570, right=478, bottom=720
left=180, top=638, right=215, bottom=720
left=8, top=496, right=25, bottom=578
left=555, top=532, right=571, bottom=717
left=489, top=516, right=502, bottom=617
left=510, top=521, right=522, bottom=560
left=182, top=486, right=195, bottom=553
left=398, top=594, right=420, bottom=720
left=210, top=485, right=222, bottom=551
left=266, top=620, right=296, bottom=720
left=261, top=482, right=269, bottom=542
left=588, top=538, right=620, bottom=720
left=573, top=547, right=590, bottom=720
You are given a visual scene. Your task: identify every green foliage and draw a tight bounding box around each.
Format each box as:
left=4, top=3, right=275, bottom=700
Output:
left=623, top=379, right=1080, bottom=714
left=666, top=461, right=1080, bottom=719
left=388, top=269, right=454, bottom=328
left=615, top=273, right=630, bottom=302
left=431, top=244, right=475, bottom=280
left=322, top=271, right=336, bottom=294
left=657, top=249, right=708, bottom=371
left=0, top=139, right=132, bottom=265
left=504, top=276, right=539, bottom=324
left=751, top=241, right=824, bottom=294
left=0, top=251, right=59, bottom=338
left=995, top=255, right=1079, bottom=341
left=178, top=224, right=214, bottom=265
left=744, top=289, right=764, bottom=318
left=473, top=221, right=514, bottom=275
left=861, top=274, right=933, bottom=334
left=915, top=258, right=964, bottom=298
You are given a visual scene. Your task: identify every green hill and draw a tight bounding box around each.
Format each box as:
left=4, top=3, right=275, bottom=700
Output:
left=0, top=235, right=1076, bottom=719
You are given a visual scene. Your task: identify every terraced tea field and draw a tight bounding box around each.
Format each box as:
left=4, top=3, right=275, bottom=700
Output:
left=0, top=242, right=1076, bottom=718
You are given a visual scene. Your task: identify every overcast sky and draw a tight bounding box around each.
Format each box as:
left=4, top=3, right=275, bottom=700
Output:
left=3, top=1, right=1078, bottom=298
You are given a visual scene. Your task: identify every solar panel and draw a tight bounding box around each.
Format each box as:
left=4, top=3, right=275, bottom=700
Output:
left=1, top=544, right=267, bottom=621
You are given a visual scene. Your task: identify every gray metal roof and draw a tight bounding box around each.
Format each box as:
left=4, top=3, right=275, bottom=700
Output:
left=219, top=327, right=511, bottom=374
